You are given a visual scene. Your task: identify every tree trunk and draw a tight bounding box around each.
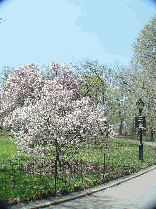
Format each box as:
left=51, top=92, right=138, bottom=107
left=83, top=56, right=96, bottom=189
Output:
left=119, top=120, right=123, bottom=135
left=150, top=131, right=154, bottom=141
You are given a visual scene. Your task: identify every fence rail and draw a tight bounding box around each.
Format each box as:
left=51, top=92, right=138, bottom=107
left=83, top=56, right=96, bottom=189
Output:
left=0, top=155, right=137, bottom=202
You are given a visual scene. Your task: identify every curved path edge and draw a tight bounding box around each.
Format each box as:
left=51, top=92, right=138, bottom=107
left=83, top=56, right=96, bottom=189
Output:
left=12, top=164, right=156, bottom=209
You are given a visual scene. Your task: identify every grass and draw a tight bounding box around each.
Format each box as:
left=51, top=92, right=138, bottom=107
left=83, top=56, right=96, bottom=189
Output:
left=0, top=136, right=18, bottom=159
left=0, top=134, right=156, bottom=205
left=0, top=129, right=13, bottom=135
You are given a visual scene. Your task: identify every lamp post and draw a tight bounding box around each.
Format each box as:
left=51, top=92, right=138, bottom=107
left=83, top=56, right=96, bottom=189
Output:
left=136, top=99, right=145, bottom=162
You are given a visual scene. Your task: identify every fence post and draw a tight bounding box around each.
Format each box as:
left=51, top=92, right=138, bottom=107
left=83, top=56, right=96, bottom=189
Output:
left=81, top=160, right=83, bottom=183
left=55, top=138, right=58, bottom=195
left=103, top=153, right=106, bottom=179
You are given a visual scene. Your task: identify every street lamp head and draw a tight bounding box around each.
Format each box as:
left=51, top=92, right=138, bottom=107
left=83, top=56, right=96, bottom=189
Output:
left=136, top=99, right=145, bottom=115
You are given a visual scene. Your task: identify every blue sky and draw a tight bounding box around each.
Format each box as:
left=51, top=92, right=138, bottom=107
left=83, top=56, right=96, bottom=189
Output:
left=0, top=0, right=156, bottom=74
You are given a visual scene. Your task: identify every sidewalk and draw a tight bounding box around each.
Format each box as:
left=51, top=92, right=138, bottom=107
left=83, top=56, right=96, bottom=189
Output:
left=116, top=137, right=156, bottom=147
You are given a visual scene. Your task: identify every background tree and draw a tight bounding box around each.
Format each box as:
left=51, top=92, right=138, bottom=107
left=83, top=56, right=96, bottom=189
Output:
left=69, top=58, right=117, bottom=107
left=0, top=17, right=6, bottom=23
left=0, top=66, right=14, bottom=90
left=127, top=70, right=156, bottom=140
left=0, top=66, right=14, bottom=131
left=112, top=63, right=140, bottom=136
left=132, top=15, right=156, bottom=78
left=130, top=14, right=156, bottom=140
left=79, top=75, right=108, bottom=106
left=69, top=58, right=136, bottom=136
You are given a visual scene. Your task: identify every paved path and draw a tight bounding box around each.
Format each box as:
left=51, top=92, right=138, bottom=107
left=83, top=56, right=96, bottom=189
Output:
left=116, top=137, right=156, bottom=147
left=43, top=167, right=156, bottom=209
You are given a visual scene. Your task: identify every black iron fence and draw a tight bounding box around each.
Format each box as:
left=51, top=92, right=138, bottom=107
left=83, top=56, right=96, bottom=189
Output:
left=0, top=137, right=156, bottom=205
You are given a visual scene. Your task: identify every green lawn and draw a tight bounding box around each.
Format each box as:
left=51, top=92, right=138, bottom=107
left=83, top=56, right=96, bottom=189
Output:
left=0, top=137, right=18, bottom=159
left=0, top=135, right=156, bottom=205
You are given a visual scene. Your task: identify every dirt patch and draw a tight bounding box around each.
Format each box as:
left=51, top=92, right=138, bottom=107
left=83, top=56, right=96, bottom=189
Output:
left=24, top=159, right=135, bottom=179
left=24, top=159, right=105, bottom=176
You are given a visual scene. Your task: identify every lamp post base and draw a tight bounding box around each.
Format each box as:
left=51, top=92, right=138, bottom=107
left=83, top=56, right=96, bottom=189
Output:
left=139, top=144, right=143, bottom=162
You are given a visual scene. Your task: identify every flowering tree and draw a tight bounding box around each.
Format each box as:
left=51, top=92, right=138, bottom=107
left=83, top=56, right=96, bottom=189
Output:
left=0, top=63, right=45, bottom=131
left=3, top=62, right=45, bottom=107
left=3, top=61, right=116, bottom=159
